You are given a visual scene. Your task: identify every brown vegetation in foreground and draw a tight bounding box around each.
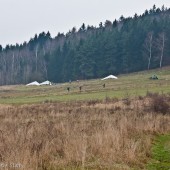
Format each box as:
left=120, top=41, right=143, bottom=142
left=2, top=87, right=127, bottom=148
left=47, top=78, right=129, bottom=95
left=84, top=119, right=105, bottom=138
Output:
left=0, top=93, right=170, bottom=170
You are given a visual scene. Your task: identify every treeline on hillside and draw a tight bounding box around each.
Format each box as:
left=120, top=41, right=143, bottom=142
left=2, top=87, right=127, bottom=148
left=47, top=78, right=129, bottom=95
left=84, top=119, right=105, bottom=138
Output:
left=0, top=5, right=170, bottom=85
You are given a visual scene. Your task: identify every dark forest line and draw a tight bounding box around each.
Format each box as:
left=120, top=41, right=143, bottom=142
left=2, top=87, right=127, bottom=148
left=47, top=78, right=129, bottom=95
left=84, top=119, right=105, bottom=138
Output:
left=0, top=5, right=170, bottom=85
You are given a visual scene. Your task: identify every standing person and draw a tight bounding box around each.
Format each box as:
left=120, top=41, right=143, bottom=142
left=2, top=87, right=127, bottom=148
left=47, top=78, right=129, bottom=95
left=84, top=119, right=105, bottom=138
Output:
left=79, top=86, right=82, bottom=92
left=103, top=83, right=105, bottom=88
left=67, top=87, right=70, bottom=92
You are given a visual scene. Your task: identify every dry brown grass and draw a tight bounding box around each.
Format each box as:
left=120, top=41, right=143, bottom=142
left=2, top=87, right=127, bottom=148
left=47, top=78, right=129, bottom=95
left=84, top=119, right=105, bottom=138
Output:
left=0, top=95, right=170, bottom=170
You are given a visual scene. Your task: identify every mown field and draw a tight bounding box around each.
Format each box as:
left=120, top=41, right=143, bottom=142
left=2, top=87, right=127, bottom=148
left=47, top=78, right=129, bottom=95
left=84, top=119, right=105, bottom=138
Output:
left=0, top=67, right=170, bottom=170
left=0, top=67, right=170, bottom=104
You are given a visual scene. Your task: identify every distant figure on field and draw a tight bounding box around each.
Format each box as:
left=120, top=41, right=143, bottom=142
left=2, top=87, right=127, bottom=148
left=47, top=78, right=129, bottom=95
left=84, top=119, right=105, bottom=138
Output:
left=79, top=86, right=82, bottom=92
left=103, top=83, right=105, bottom=88
left=67, top=87, right=70, bottom=92
left=69, top=80, right=72, bottom=84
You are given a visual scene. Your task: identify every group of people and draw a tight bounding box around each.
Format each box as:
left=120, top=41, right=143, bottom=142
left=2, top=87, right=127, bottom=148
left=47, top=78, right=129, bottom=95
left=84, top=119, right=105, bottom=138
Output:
left=67, top=83, right=106, bottom=92
left=67, top=86, right=82, bottom=92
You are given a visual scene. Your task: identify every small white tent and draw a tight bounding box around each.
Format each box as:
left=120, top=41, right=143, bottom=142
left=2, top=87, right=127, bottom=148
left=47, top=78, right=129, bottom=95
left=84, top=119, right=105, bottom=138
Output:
left=40, top=80, right=52, bottom=85
left=26, top=81, right=40, bottom=86
left=101, top=75, right=118, bottom=80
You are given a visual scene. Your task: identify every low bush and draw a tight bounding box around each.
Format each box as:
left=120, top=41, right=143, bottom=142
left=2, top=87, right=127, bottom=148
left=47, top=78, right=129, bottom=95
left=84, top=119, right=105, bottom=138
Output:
left=150, top=94, right=170, bottom=114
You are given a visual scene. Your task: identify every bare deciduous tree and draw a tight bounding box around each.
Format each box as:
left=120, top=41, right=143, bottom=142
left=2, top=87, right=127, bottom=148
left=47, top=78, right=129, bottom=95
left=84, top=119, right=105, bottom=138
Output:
left=156, top=32, right=166, bottom=68
left=143, top=32, right=153, bottom=70
left=35, top=44, right=39, bottom=72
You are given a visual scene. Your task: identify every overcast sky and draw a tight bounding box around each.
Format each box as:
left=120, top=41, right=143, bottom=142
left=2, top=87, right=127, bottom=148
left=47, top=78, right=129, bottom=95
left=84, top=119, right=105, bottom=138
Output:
left=0, top=0, right=170, bottom=47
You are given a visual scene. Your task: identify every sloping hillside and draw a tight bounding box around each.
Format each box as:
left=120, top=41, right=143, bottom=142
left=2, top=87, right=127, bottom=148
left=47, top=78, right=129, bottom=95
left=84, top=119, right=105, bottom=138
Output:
left=0, top=5, right=170, bottom=85
left=0, top=66, right=169, bottom=104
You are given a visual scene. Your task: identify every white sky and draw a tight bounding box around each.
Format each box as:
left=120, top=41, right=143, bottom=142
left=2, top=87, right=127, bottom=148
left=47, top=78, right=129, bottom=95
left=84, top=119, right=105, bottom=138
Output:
left=0, top=0, right=170, bottom=47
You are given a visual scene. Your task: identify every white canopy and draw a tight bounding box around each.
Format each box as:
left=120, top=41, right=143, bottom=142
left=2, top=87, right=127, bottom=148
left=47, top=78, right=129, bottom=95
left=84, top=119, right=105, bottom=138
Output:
left=26, top=81, right=40, bottom=86
left=40, top=80, right=52, bottom=85
left=101, top=75, right=118, bottom=80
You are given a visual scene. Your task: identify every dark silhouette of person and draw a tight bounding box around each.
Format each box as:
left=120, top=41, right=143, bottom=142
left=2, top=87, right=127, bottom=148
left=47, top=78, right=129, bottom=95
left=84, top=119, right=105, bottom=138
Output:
left=103, top=83, right=105, bottom=88
left=67, top=87, right=70, bottom=92
left=79, top=86, right=82, bottom=92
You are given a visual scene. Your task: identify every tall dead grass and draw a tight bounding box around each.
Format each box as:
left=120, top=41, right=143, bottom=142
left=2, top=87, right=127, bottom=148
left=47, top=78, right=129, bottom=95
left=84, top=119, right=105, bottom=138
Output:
left=0, top=94, right=169, bottom=170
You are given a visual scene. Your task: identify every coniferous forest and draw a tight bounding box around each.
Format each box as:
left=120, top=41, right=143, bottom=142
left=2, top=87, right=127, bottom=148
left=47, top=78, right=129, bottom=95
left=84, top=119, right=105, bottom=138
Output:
left=0, top=5, right=170, bottom=85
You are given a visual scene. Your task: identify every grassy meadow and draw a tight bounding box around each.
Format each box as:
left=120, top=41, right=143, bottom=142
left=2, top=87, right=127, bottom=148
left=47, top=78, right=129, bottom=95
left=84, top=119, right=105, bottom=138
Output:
left=0, top=67, right=170, bottom=104
left=0, top=67, right=169, bottom=170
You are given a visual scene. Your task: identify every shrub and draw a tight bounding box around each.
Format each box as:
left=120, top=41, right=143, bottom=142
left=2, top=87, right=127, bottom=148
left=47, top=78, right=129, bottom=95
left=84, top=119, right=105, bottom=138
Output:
left=105, top=97, right=118, bottom=103
left=150, top=95, right=170, bottom=114
left=87, top=99, right=100, bottom=106
left=146, top=91, right=159, bottom=98
left=123, top=98, right=131, bottom=106
left=138, top=95, right=144, bottom=100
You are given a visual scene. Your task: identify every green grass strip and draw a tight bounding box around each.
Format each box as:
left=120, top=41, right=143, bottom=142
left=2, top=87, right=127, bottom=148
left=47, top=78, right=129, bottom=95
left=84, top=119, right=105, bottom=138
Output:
left=148, top=134, right=170, bottom=170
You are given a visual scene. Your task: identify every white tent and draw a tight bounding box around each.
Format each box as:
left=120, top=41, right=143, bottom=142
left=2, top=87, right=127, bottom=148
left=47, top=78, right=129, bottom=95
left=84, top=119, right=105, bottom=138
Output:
left=40, top=80, right=52, bottom=85
left=101, top=75, right=118, bottom=80
left=26, top=81, right=40, bottom=86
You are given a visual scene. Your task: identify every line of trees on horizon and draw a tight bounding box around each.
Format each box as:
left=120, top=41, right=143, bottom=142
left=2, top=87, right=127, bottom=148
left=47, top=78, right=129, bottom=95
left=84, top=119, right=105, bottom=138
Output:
left=0, top=5, right=170, bottom=85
